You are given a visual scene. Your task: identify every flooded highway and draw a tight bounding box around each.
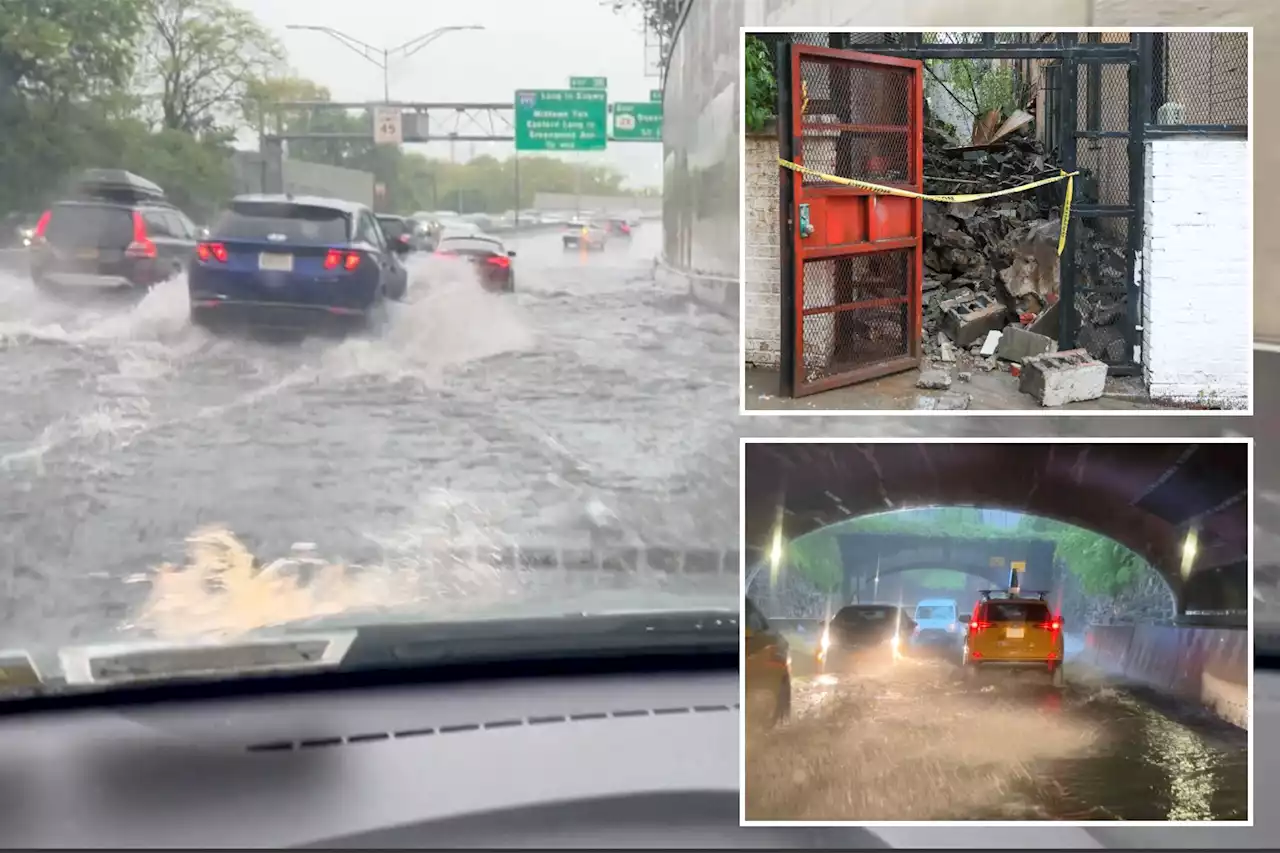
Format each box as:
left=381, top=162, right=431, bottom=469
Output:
left=0, top=226, right=746, bottom=649
left=745, top=650, right=1249, bottom=822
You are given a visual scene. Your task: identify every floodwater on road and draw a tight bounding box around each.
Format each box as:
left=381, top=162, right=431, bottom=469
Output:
left=744, top=653, right=1249, bottom=822
left=0, top=227, right=745, bottom=650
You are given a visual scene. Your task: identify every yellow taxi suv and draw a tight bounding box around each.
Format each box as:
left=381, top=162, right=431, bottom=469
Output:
left=743, top=596, right=792, bottom=730
left=960, top=590, right=1066, bottom=687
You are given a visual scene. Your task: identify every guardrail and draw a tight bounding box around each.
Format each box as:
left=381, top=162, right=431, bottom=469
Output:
left=411, top=545, right=740, bottom=576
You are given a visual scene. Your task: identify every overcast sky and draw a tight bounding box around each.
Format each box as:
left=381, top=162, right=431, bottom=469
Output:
left=235, top=0, right=664, bottom=188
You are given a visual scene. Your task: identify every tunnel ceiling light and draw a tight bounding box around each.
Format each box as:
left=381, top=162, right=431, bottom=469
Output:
left=769, top=527, right=784, bottom=570
left=1180, top=529, right=1199, bottom=578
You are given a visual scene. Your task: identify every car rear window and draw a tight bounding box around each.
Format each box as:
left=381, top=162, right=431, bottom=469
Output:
left=45, top=203, right=135, bottom=246
left=212, top=202, right=349, bottom=243
left=915, top=605, right=956, bottom=620
left=438, top=237, right=504, bottom=255
left=984, top=601, right=1050, bottom=622
left=834, top=606, right=897, bottom=624
left=377, top=217, right=408, bottom=237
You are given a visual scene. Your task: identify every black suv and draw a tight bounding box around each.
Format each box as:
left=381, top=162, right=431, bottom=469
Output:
left=29, top=169, right=200, bottom=290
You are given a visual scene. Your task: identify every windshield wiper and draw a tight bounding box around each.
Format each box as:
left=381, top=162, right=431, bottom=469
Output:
left=329, top=608, right=741, bottom=671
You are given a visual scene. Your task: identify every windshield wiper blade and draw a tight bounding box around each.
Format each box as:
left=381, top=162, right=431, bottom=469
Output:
left=330, top=608, right=741, bottom=671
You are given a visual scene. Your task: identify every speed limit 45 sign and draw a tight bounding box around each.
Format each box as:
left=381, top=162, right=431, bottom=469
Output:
left=373, top=107, right=402, bottom=145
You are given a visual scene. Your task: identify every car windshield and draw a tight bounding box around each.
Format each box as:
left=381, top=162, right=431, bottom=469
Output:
left=914, top=605, right=955, bottom=620
left=0, top=0, right=736, bottom=699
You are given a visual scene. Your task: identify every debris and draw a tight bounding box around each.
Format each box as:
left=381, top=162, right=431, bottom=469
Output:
left=916, top=369, right=953, bottom=390
left=921, top=130, right=1130, bottom=362
left=915, top=392, right=972, bottom=411
left=996, top=326, right=1058, bottom=363
left=939, top=339, right=956, bottom=362
left=979, top=330, right=1002, bottom=357
left=975, top=356, right=997, bottom=372
left=1019, top=348, right=1107, bottom=407
left=958, top=371, right=973, bottom=383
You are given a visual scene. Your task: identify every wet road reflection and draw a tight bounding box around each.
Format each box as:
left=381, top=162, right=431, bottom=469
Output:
left=745, top=653, right=1248, bottom=822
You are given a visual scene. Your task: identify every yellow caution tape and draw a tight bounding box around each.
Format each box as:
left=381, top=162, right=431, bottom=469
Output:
left=777, top=157, right=1079, bottom=256
left=801, top=80, right=809, bottom=116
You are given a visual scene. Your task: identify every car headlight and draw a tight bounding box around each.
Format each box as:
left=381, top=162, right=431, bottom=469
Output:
left=888, top=634, right=900, bottom=650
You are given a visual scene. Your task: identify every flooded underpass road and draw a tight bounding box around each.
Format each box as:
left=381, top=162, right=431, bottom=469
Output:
left=0, top=225, right=742, bottom=650
left=744, top=654, right=1248, bottom=822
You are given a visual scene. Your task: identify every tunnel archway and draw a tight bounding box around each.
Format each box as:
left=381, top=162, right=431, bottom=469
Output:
left=744, top=443, right=1247, bottom=621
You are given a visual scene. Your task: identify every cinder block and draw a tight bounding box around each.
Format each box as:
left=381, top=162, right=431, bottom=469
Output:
left=942, top=294, right=1007, bottom=347
left=996, top=325, right=1058, bottom=363
left=1019, top=348, right=1107, bottom=407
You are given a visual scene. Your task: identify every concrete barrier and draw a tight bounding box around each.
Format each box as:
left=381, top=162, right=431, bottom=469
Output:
left=1083, top=623, right=1249, bottom=729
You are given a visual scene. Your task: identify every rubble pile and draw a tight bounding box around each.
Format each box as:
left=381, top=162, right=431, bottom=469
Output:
left=919, top=127, right=1130, bottom=366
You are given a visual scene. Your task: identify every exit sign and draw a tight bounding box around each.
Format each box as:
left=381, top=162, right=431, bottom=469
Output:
left=570, top=76, right=607, bottom=89
left=650, top=89, right=662, bottom=102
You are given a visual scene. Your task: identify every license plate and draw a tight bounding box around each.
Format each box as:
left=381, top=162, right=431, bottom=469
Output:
left=1005, top=627, right=1025, bottom=639
left=76, top=248, right=98, bottom=261
left=259, top=252, right=293, bottom=272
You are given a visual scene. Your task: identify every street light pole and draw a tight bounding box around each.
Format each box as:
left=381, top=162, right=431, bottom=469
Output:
left=285, top=24, right=485, bottom=103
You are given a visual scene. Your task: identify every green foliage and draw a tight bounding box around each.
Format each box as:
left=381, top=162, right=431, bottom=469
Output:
left=785, top=508, right=1150, bottom=599
left=600, top=0, right=683, bottom=44
left=0, top=2, right=642, bottom=220
left=744, top=35, right=776, bottom=133
left=138, top=0, right=284, bottom=134
left=930, top=58, right=1020, bottom=118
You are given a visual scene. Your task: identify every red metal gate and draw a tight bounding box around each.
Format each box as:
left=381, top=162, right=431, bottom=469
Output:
left=779, top=45, right=924, bottom=398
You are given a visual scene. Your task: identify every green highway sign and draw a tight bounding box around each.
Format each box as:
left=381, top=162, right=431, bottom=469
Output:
left=611, top=101, right=663, bottom=141
left=514, top=89, right=608, bottom=151
left=650, top=89, right=663, bottom=102
left=570, top=76, right=607, bottom=89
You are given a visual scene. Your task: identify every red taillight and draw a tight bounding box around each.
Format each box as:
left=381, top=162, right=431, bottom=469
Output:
left=324, top=249, right=361, bottom=271
left=486, top=254, right=510, bottom=269
left=126, top=211, right=157, bottom=259
left=968, top=620, right=992, bottom=633
left=397, top=234, right=410, bottom=244
left=1041, top=618, right=1063, bottom=632
left=33, top=210, right=51, bottom=239
left=196, top=242, right=227, bottom=263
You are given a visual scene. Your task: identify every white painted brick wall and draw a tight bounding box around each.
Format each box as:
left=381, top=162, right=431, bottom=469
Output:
left=744, top=134, right=782, bottom=367
left=1142, top=138, right=1250, bottom=408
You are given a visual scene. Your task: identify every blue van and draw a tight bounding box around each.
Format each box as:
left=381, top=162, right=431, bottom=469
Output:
left=911, top=599, right=961, bottom=649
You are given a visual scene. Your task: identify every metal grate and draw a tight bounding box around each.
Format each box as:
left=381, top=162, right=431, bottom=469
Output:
left=797, top=56, right=913, bottom=187
left=1151, top=31, right=1248, bottom=126
left=1072, top=216, right=1130, bottom=365
left=800, top=252, right=912, bottom=383
left=1076, top=56, right=1132, bottom=213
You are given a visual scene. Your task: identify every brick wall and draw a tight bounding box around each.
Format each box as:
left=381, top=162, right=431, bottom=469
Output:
left=744, top=133, right=781, bottom=367
left=1142, top=138, right=1251, bottom=407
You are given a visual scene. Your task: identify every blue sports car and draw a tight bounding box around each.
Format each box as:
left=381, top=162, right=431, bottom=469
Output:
left=188, top=194, right=410, bottom=330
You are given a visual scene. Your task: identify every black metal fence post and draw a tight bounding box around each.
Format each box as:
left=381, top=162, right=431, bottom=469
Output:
left=776, top=39, right=797, bottom=398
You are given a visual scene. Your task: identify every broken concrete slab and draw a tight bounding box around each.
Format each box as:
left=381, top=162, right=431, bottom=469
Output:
left=916, top=369, right=953, bottom=390
left=1019, top=348, right=1107, bottom=407
left=942, top=294, right=1007, bottom=347
left=979, top=330, right=1002, bottom=357
left=996, top=326, right=1058, bottom=363
left=915, top=392, right=972, bottom=411
left=939, top=339, right=956, bottom=362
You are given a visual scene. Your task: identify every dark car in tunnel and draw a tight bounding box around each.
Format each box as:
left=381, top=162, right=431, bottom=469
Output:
left=744, top=596, right=792, bottom=730
left=817, top=604, right=916, bottom=673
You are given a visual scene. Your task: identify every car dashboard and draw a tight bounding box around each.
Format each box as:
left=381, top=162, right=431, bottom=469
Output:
left=0, top=663, right=1274, bottom=848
